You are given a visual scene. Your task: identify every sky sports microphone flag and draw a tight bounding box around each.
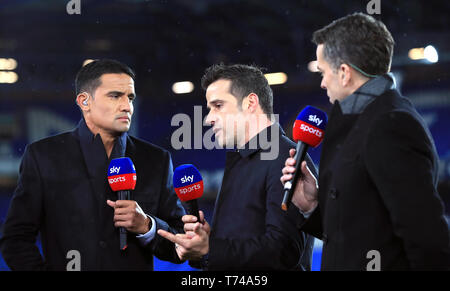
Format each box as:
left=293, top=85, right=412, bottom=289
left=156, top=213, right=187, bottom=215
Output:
left=292, top=105, right=327, bottom=147
left=173, top=164, right=204, bottom=222
left=107, top=157, right=137, bottom=250
left=282, top=106, right=327, bottom=211
left=107, top=157, right=137, bottom=191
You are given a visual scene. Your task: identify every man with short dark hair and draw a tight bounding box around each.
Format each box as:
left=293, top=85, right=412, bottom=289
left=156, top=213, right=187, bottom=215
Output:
left=281, top=13, right=450, bottom=270
left=159, top=63, right=317, bottom=270
left=0, top=59, right=185, bottom=270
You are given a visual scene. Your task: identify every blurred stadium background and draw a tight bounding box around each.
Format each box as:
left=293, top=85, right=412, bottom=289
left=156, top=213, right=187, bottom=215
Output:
left=0, top=0, right=449, bottom=271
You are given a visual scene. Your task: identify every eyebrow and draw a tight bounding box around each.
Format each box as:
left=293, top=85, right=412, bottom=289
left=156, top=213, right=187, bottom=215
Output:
left=107, top=91, right=136, bottom=98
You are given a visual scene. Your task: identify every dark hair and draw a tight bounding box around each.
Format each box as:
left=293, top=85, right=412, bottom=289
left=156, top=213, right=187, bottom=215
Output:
left=201, top=63, right=274, bottom=118
left=312, top=12, right=395, bottom=76
left=75, top=59, right=135, bottom=96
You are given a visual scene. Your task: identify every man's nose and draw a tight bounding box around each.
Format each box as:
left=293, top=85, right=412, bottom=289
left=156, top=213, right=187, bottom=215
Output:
left=120, top=97, right=132, bottom=112
left=320, top=79, right=327, bottom=90
left=205, top=111, right=215, bottom=126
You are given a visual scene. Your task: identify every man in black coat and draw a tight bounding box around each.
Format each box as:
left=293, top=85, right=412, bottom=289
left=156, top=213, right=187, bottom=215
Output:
left=0, top=59, right=185, bottom=270
left=281, top=13, right=450, bottom=270
left=158, top=64, right=316, bottom=270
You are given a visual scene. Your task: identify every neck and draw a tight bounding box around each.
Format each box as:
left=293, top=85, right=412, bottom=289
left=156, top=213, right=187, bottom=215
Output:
left=238, top=114, right=274, bottom=148
left=348, top=75, right=371, bottom=97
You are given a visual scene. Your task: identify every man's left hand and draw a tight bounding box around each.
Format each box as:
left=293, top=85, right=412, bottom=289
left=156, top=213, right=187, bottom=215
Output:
left=107, top=200, right=150, bottom=234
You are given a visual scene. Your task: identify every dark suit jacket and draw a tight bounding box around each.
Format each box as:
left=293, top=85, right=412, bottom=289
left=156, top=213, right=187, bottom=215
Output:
left=302, top=89, right=450, bottom=270
left=201, top=124, right=317, bottom=271
left=0, top=120, right=185, bottom=270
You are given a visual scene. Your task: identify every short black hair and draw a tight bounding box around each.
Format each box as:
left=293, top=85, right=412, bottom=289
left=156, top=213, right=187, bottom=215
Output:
left=201, top=63, right=274, bottom=118
left=312, top=12, right=395, bottom=76
left=75, top=59, right=136, bottom=96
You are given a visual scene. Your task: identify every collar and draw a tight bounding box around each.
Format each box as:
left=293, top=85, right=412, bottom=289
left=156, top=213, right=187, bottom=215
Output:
left=237, top=123, right=285, bottom=158
left=76, top=118, right=128, bottom=178
left=339, top=73, right=396, bottom=115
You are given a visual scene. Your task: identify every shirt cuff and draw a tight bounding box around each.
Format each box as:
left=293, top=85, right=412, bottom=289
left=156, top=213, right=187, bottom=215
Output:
left=299, top=205, right=317, bottom=219
left=136, top=215, right=156, bottom=246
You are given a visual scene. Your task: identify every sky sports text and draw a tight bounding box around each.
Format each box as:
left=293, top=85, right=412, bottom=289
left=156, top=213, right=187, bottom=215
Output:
left=108, top=175, right=136, bottom=184
left=308, top=114, right=323, bottom=127
left=299, top=123, right=323, bottom=138
left=180, top=175, right=195, bottom=184
left=109, top=166, right=121, bottom=175
left=177, top=183, right=202, bottom=195
left=108, top=176, right=126, bottom=184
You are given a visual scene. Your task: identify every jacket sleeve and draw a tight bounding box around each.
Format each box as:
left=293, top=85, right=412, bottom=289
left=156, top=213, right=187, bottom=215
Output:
left=0, top=145, right=47, bottom=270
left=146, top=151, right=186, bottom=264
left=364, top=111, right=450, bottom=270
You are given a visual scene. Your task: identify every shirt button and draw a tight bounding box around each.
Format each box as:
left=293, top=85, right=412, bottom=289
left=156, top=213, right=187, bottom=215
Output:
left=329, top=188, right=338, bottom=199
left=99, top=241, right=107, bottom=248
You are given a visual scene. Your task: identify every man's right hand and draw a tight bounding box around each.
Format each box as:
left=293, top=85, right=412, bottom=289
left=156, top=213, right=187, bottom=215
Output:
left=281, top=148, right=319, bottom=213
left=157, top=211, right=210, bottom=261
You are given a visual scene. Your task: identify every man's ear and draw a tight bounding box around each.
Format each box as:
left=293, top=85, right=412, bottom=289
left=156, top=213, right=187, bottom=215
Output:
left=339, top=64, right=352, bottom=87
left=242, top=93, right=259, bottom=113
left=76, top=92, right=90, bottom=111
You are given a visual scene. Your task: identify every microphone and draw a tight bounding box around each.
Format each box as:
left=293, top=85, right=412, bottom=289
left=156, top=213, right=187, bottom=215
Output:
left=173, top=164, right=204, bottom=222
left=281, top=106, right=327, bottom=211
left=107, top=157, right=137, bottom=251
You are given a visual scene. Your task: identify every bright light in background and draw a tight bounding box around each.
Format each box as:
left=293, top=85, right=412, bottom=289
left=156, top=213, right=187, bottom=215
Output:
left=408, top=45, right=438, bottom=63
left=408, top=47, right=424, bottom=60
left=424, top=45, right=438, bottom=63
left=0, top=71, right=18, bottom=83
left=83, top=59, right=95, bottom=66
left=172, top=81, right=194, bottom=94
left=308, top=61, right=319, bottom=72
left=0, top=58, right=17, bottom=70
left=264, top=72, right=287, bottom=85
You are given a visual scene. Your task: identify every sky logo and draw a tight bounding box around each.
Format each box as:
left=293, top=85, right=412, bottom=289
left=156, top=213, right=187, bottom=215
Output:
left=180, top=175, right=194, bottom=184
left=308, top=114, right=323, bottom=127
left=109, top=166, right=121, bottom=175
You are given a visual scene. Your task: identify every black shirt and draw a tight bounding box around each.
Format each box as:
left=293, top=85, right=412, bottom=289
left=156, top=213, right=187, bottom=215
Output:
left=204, top=123, right=318, bottom=270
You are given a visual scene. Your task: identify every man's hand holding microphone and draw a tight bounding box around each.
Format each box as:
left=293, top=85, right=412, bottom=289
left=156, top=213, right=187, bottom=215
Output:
left=281, top=149, right=319, bottom=214
left=157, top=164, right=210, bottom=261
left=280, top=106, right=327, bottom=215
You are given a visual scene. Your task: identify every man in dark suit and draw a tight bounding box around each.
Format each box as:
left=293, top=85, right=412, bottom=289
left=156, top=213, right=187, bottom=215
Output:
left=158, top=64, right=317, bottom=270
left=0, top=59, right=185, bottom=270
left=281, top=13, right=450, bottom=270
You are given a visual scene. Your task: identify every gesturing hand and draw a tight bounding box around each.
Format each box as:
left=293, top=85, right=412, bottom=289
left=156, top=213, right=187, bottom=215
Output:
left=157, top=210, right=210, bottom=261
